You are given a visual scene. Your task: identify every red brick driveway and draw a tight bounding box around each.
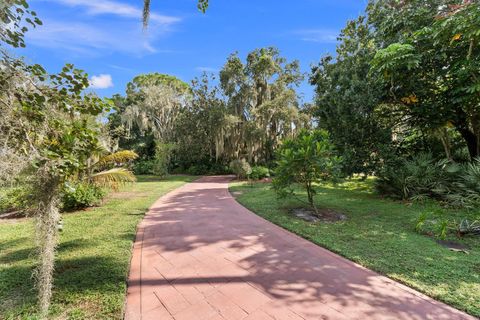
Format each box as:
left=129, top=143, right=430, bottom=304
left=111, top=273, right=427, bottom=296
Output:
left=124, top=176, right=475, bottom=320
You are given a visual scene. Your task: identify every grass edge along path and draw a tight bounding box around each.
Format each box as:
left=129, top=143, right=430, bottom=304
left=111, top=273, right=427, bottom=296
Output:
left=229, top=179, right=480, bottom=318
left=0, top=175, right=195, bottom=320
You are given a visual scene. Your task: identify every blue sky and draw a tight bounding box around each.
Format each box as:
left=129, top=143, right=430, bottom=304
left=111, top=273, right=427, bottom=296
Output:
left=21, top=0, right=367, bottom=102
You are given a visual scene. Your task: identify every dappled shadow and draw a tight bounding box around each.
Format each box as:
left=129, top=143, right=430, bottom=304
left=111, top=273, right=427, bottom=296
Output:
left=0, top=239, right=92, bottom=264
left=128, top=176, right=473, bottom=319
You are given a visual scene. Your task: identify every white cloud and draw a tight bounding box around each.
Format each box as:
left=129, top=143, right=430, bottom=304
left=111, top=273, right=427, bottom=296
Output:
left=45, top=0, right=181, bottom=25
left=294, top=29, right=339, bottom=43
left=26, top=19, right=171, bottom=55
left=90, top=74, right=113, bottom=89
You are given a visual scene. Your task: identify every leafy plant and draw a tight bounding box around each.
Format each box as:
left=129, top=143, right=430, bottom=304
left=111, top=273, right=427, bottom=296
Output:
left=376, top=153, right=446, bottom=200
left=248, top=166, right=270, bottom=180
left=415, top=211, right=429, bottom=233
left=414, top=211, right=479, bottom=240
left=229, top=159, right=252, bottom=180
left=457, top=219, right=480, bottom=237
left=0, top=186, right=32, bottom=214
left=133, top=160, right=155, bottom=175
left=376, top=154, right=480, bottom=209
left=62, top=182, right=106, bottom=211
left=273, top=130, right=342, bottom=212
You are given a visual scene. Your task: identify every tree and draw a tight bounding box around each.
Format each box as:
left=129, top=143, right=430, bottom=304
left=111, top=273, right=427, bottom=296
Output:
left=170, top=73, right=228, bottom=168
left=0, top=57, right=111, bottom=316
left=272, top=130, right=342, bottom=212
left=2, top=3, right=114, bottom=315
left=310, top=16, right=392, bottom=176
left=219, top=47, right=309, bottom=163
left=369, top=0, right=480, bottom=160
left=122, top=73, right=191, bottom=142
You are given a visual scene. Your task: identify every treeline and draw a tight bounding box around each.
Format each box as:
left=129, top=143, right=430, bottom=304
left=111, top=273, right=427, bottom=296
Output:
left=108, top=48, right=310, bottom=175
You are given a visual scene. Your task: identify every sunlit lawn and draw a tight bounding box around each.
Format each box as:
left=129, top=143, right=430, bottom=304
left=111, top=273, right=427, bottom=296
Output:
left=0, top=175, right=195, bottom=320
left=230, top=178, right=480, bottom=317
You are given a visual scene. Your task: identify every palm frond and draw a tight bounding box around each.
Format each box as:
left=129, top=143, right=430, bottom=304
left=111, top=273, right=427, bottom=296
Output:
left=143, top=0, right=151, bottom=29
left=143, top=0, right=208, bottom=28
left=91, top=168, right=137, bottom=189
left=94, top=150, right=138, bottom=169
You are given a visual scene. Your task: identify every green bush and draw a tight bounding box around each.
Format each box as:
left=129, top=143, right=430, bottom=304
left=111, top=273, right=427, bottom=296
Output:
left=207, top=163, right=232, bottom=175
left=0, top=186, right=32, bottom=213
left=132, top=143, right=175, bottom=177
left=229, top=159, right=252, bottom=179
left=248, top=166, right=270, bottom=180
left=186, top=164, right=210, bottom=175
left=376, top=153, right=446, bottom=201
left=62, top=182, right=106, bottom=211
left=133, top=160, right=155, bottom=175
left=377, top=154, right=480, bottom=208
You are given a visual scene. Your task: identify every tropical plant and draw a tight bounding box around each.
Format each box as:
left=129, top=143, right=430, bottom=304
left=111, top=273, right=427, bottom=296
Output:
left=377, top=154, right=480, bottom=208
left=85, top=150, right=138, bottom=189
left=457, top=219, right=480, bottom=236
left=376, top=153, right=447, bottom=201
left=273, top=130, right=342, bottom=212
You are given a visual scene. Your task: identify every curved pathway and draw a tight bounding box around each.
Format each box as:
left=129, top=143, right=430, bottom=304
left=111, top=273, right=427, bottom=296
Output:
left=125, top=176, right=474, bottom=320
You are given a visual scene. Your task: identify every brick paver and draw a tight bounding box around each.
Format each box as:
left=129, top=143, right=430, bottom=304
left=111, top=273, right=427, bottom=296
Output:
left=124, top=176, right=475, bottom=320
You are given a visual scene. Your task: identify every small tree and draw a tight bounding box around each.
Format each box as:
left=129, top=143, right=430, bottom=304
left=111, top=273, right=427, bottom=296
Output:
left=273, top=130, right=342, bottom=213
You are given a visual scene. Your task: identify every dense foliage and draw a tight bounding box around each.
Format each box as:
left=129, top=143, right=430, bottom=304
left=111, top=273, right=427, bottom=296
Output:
left=311, top=0, right=480, bottom=178
left=377, top=153, right=480, bottom=209
left=111, top=48, right=311, bottom=174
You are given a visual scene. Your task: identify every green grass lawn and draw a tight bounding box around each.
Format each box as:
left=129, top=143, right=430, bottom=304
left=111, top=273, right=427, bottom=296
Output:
left=0, top=175, right=195, bottom=320
left=230, top=179, right=480, bottom=317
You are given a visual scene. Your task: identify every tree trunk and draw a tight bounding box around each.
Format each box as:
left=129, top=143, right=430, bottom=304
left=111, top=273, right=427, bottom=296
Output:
left=457, top=126, right=479, bottom=160
left=33, top=171, right=61, bottom=318
left=305, top=182, right=317, bottom=214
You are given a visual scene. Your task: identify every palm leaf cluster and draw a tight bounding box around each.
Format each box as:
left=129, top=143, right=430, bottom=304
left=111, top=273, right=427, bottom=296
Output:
left=377, top=153, right=480, bottom=208
left=87, top=150, right=138, bottom=189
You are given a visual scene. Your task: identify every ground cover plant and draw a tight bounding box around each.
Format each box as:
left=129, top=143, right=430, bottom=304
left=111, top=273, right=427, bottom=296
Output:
left=230, top=179, right=480, bottom=317
left=0, top=175, right=195, bottom=319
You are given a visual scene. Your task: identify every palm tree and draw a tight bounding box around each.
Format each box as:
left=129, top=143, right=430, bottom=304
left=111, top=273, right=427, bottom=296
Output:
left=84, top=150, right=139, bottom=189
left=68, top=146, right=139, bottom=191
left=143, top=0, right=209, bottom=27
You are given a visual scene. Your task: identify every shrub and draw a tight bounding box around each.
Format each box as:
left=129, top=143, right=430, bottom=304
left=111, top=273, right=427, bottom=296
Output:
left=62, top=182, right=106, bottom=211
left=376, top=153, right=446, bottom=201
left=207, top=163, right=232, bottom=175
left=186, top=164, right=210, bottom=176
left=0, top=186, right=32, bottom=213
left=377, top=154, right=480, bottom=208
left=229, top=159, right=252, bottom=179
left=415, top=210, right=480, bottom=239
left=133, top=160, right=155, bottom=175
left=133, top=143, right=174, bottom=177
left=273, top=130, right=342, bottom=212
left=248, top=166, right=270, bottom=180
